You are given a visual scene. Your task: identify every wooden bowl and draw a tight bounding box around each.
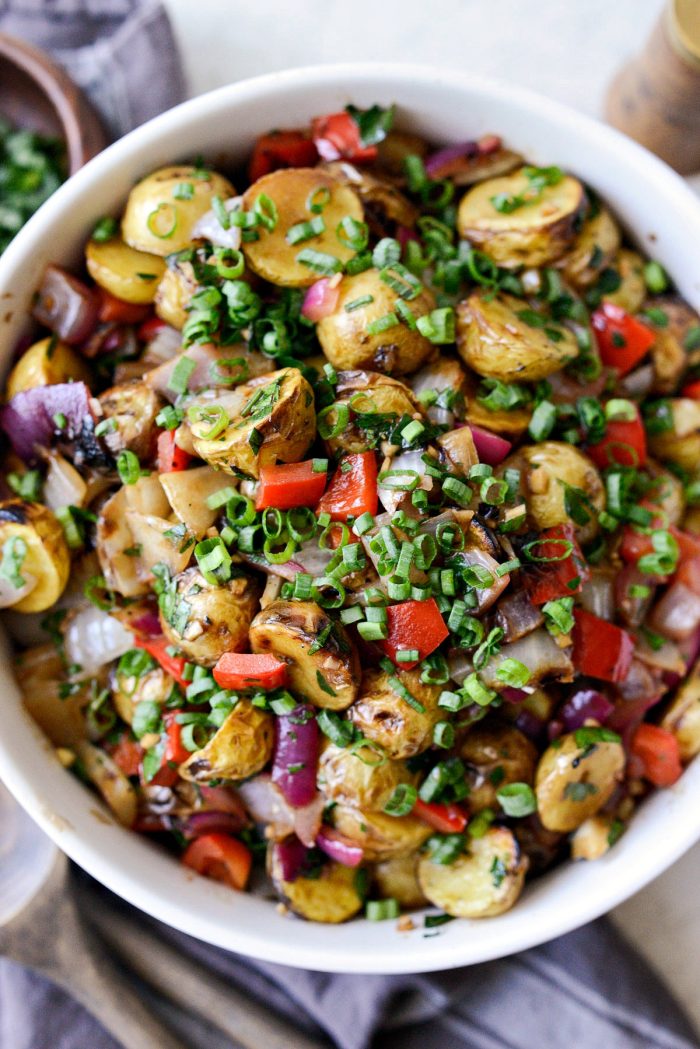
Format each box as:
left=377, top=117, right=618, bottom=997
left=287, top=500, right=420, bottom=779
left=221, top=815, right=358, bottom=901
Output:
left=0, top=32, right=107, bottom=174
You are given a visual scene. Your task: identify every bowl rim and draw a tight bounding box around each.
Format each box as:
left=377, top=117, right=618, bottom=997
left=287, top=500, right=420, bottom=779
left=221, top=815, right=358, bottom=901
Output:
left=2, top=61, right=700, bottom=973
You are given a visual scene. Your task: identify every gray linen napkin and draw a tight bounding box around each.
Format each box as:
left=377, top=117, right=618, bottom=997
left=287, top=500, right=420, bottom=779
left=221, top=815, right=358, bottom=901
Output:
left=0, top=4, right=698, bottom=1048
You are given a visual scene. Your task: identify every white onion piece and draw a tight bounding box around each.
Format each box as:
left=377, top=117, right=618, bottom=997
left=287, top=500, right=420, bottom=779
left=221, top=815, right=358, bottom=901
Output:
left=42, top=452, right=87, bottom=511
left=619, top=364, right=654, bottom=399
left=142, top=324, right=182, bottom=366
left=64, top=604, right=134, bottom=676
left=635, top=635, right=685, bottom=674
left=0, top=572, right=36, bottom=609
left=125, top=511, right=194, bottom=577
left=651, top=581, right=700, bottom=641
left=480, top=629, right=573, bottom=690
left=378, top=448, right=426, bottom=515
left=495, top=589, right=544, bottom=642
left=579, top=570, right=615, bottom=621
left=191, top=196, right=243, bottom=249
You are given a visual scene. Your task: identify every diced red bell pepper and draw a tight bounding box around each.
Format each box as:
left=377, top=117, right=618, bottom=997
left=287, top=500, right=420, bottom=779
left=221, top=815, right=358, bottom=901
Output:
left=97, top=288, right=151, bottom=325
left=248, top=130, right=319, bottom=183
left=213, top=652, right=288, bottom=691
left=137, top=315, right=167, bottom=342
left=586, top=408, right=647, bottom=469
left=108, top=734, right=143, bottom=777
left=134, top=635, right=189, bottom=688
left=311, top=111, right=377, bottom=163
left=676, top=555, right=700, bottom=595
left=379, top=598, right=449, bottom=670
left=682, top=379, right=700, bottom=399
left=315, top=452, right=378, bottom=522
left=181, top=832, right=252, bottom=890
left=591, top=303, right=656, bottom=377
left=630, top=723, right=682, bottom=787
left=163, top=709, right=191, bottom=765
left=157, top=429, right=192, bottom=473
left=524, top=524, right=589, bottom=605
left=621, top=524, right=700, bottom=590
left=255, top=459, right=327, bottom=511
left=571, top=608, right=634, bottom=683
left=414, top=799, right=468, bottom=834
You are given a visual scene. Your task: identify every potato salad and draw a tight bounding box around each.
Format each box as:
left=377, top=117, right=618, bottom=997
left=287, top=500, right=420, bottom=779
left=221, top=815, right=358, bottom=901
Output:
left=3, top=103, right=700, bottom=927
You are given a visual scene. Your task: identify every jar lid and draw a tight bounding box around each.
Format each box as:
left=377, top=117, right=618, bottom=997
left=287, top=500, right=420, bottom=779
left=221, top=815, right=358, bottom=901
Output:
left=669, top=0, right=700, bottom=69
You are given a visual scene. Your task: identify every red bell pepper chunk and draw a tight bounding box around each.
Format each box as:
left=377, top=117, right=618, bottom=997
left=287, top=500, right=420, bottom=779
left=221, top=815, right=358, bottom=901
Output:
left=630, top=723, right=682, bottom=787
left=213, top=652, right=288, bottom=691
left=414, top=799, right=468, bottom=834
left=157, top=429, right=192, bottom=473
left=379, top=598, right=449, bottom=669
left=586, top=409, right=647, bottom=469
left=682, top=379, right=700, bottom=399
left=134, top=635, right=189, bottom=688
left=163, top=710, right=191, bottom=765
left=316, top=452, right=378, bottom=522
left=97, top=288, right=151, bottom=325
left=311, top=111, right=377, bottom=163
left=571, top=608, right=634, bottom=683
left=524, top=524, right=589, bottom=605
left=248, top=130, right=319, bottom=183
left=181, top=832, right=252, bottom=890
left=137, top=315, right=168, bottom=342
left=108, top=734, right=143, bottom=777
left=591, top=303, right=656, bottom=377
left=255, top=459, right=327, bottom=511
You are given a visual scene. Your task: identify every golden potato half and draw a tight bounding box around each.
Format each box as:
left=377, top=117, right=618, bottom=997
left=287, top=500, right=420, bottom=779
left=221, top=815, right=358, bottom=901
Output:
left=0, top=500, right=70, bottom=613
left=5, top=337, right=91, bottom=399
left=418, top=826, right=527, bottom=918
left=86, top=238, right=166, bottom=304
left=535, top=731, right=625, bottom=832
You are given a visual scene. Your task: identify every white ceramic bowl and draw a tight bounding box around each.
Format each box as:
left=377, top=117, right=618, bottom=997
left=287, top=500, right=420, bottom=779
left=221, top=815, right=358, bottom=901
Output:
left=1, top=64, right=700, bottom=974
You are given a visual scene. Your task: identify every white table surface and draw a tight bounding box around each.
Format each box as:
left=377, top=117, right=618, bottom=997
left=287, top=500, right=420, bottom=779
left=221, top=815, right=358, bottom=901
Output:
left=163, top=0, right=700, bottom=1027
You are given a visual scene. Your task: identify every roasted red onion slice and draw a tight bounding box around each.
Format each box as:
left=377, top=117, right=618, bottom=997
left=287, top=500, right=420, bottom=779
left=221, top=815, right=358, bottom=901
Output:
left=0, top=382, right=96, bottom=463
left=469, top=425, right=511, bottom=466
left=560, top=689, right=613, bottom=731
left=32, top=265, right=99, bottom=344
left=316, top=826, right=363, bottom=867
left=650, top=581, right=700, bottom=641
left=272, top=704, right=320, bottom=808
left=301, top=278, right=340, bottom=322
left=273, top=837, right=311, bottom=883
left=495, top=589, right=544, bottom=642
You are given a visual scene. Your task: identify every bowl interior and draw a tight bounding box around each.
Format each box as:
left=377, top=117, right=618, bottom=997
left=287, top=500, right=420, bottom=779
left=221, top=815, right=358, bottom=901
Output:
left=1, top=64, right=700, bottom=973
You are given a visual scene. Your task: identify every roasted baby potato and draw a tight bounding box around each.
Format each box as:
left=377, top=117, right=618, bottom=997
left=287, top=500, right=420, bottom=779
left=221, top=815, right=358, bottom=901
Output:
left=456, top=291, right=579, bottom=383
left=648, top=398, right=700, bottom=472
left=417, top=826, right=527, bottom=918
left=190, top=368, right=315, bottom=479
left=322, top=161, right=419, bottom=228
left=98, top=380, right=164, bottom=460
left=458, top=722, right=538, bottom=812
left=249, top=600, right=359, bottom=710
left=316, top=269, right=437, bottom=375
left=478, top=629, right=573, bottom=692
left=535, top=731, right=625, bottom=832
left=86, top=237, right=166, bottom=304
left=332, top=805, right=431, bottom=861
left=159, top=465, right=229, bottom=538
left=323, top=369, right=422, bottom=455
left=111, top=664, right=174, bottom=725
left=646, top=295, right=698, bottom=395
left=570, top=814, right=617, bottom=861
left=438, top=425, right=478, bottom=475
left=375, top=130, right=427, bottom=176
left=318, top=742, right=418, bottom=811
left=268, top=845, right=364, bottom=923
left=372, top=855, right=427, bottom=909
left=557, top=206, right=620, bottom=289
left=180, top=700, right=274, bottom=783
left=463, top=374, right=532, bottom=437
left=0, top=500, right=70, bottom=613
left=76, top=740, right=137, bottom=827
left=121, top=165, right=236, bottom=256
left=661, top=658, right=700, bottom=760
left=5, top=336, right=91, bottom=399
left=241, top=168, right=363, bottom=287
left=16, top=643, right=86, bottom=746
left=154, top=255, right=198, bottom=329
left=457, top=167, right=585, bottom=269
left=349, top=666, right=443, bottom=760
left=602, top=249, right=646, bottom=314
left=160, top=568, right=260, bottom=666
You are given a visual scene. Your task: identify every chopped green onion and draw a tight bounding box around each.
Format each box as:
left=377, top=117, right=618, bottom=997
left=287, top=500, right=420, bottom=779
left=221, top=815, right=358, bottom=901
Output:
left=116, top=450, right=141, bottom=486
left=496, top=782, right=537, bottom=817
left=286, top=216, right=325, bottom=244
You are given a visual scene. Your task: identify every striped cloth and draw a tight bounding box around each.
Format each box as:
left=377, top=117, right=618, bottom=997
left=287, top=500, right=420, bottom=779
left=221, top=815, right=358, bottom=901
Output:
left=0, top=3, right=698, bottom=1048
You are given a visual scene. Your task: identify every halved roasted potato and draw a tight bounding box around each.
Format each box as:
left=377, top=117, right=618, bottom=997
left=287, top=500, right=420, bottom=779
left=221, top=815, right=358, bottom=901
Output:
left=570, top=814, right=617, bottom=861
left=457, top=167, right=585, bottom=269
left=332, top=805, right=431, bottom=861
left=661, top=658, right=700, bottom=760
left=0, top=500, right=70, bottom=613
left=458, top=722, right=538, bottom=812
left=316, top=268, right=437, bottom=375
left=645, top=295, right=698, bottom=395
left=318, top=742, right=418, bottom=811
left=601, top=249, right=646, bottom=314
left=557, top=206, right=620, bottom=289
left=249, top=600, right=359, bottom=710
left=159, top=465, right=229, bottom=538
left=111, top=664, right=173, bottom=725
left=241, top=168, right=363, bottom=287
left=122, top=165, right=236, bottom=256
left=417, top=826, right=527, bottom=918
left=98, top=380, right=164, bottom=460
left=190, top=368, right=315, bottom=479
left=15, top=643, right=86, bottom=746
left=323, top=369, right=423, bottom=455
left=375, top=130, right=427, bottom=176
left=5, top=337, right=91, bottom=399
left=372, top=855, right=427, bottom=909
left=180, top=700, right=273, bottom=783
left=154, top=255, right=199, bottom=329
left=349, top=666, right=443, bottom=760
left=535, top=731, right=625, bottom=832
left=86, top=237, right=166, bottom=304
left=456, top=291, right=579, bottom=383
left=463, top=374, right=532, bottom=437
left=159, top=567, right=260, bottom=666
left=648, top=398, right=700, bottom=472
left=322, top=161, right=419, bottom=228
left=76, top=740, right=137, bottom=827
left=268, top=845, right=364, bottom=923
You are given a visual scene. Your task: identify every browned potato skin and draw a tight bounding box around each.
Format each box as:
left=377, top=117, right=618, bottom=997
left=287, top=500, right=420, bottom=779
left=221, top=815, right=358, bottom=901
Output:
left=438, top=426, right=478, bottom=475
left=602, top=249, right=646, bottom=314
left=154, top=256, right=198, bottom=329
left=661, top=658, right=700, bottom=761
left=648, top=398, right=700, bottom=472
left=324, top=369, right=423, bottom=456
left=417, top=826, right=527, bottom=918
left=160, top=568, right=261, bottom=666
left=318, top=741, right=418, bottom=812
left=645, top=460, right=685, bottom=526
left=349, top=666, right=443, bottom=760
left=375, top=131, right=427, bottom=176
left=332, top=804, right=431, bottom=861
left=646, top=295, right=697, bottom=394
left=111, top=665, right=173, bottom=725
left=463, top=374, right=531, bottom=437
left=458, top=722, right=538, bottom=813
left=268, top=846, right=364, bottom=923
left=180, top=701, right=273, bottom=783
left=556, top=207, right=620, bottom=289
left=249, top=600, right=359, bottom=710
left=535, top=732, right=625, bottom=833
left=322, top=161, right=419, bottom=228
left=372, top=855, right=427, bottom=909
left=316, top=269, right=437, bottom=376
left=98, top=381, right=164, bottom=460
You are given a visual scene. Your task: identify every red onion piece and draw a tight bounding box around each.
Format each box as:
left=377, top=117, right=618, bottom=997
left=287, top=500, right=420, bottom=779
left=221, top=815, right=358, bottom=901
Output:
left=478, top=134, right=502, bottom=155
left=199, top=785, right=248, bottom=818
left=514, top=709, right=547, bottom=742
left=145, top=344, right=237, bottom=403
left=181, top=810, right=247, bottom=841
left=32, top=265, right=99, bottom=345
left=560, top=689, right=614, bottom=731
left=579, top=569, right=615, bottom=621
left=130, top=608, right=162, bottom=638
left=271, top=704, right=320, bottom=808
left=316, top=826, right=364, bottom=868
left=273, top=838, right=310, bottom=883
left=397, top=225, right=420, bottom=249
left=501, top=687, right=530, bottom=704
left=425, top=140, right=479, bottom=178
left=650, top=581, right=700, bottom=641
left=301, top=278, right=340, bottom=322
left=0, top=381, right=95, bottom=462
left=495, top=589, right=544, bottom=642
left=679, top=626, right=700, bottom=669
left=469, top=424, right=511, bottom=466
